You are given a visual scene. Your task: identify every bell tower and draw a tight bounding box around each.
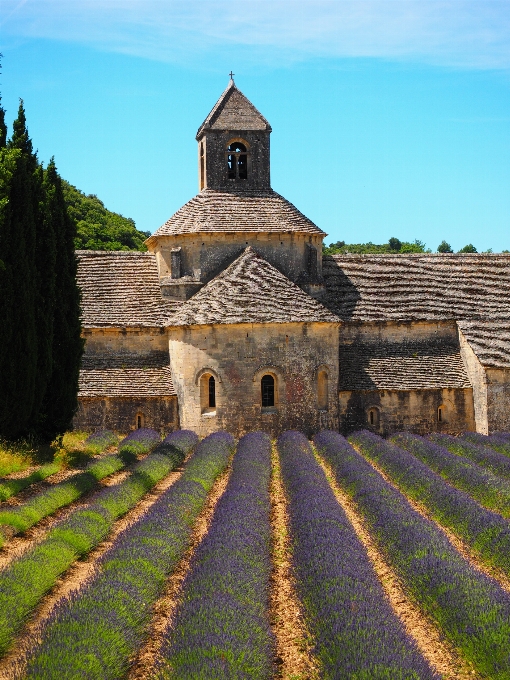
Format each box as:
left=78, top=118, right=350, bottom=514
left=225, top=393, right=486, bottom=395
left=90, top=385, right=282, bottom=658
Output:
left=196, top=77, right=272, bottom=192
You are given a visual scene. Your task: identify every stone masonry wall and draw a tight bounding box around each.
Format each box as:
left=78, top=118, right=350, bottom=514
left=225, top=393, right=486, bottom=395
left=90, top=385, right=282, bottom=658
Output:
left=74, top=396, right=179, bottom=434
left=338, top=388, right=475, bottom=436
left=153, top=232, right=324, bottom=288
left=168, top=321, right=339, bottom=438
left=458, top=327, right=489, bottom=434
left=486, top=368, right=510, bottom=433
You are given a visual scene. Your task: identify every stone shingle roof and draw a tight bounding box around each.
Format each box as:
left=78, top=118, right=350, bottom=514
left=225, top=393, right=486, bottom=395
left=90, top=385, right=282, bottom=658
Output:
left=458, top=321, right=510, bottom=369
left=77, top=251, right=179, bottom=328
left=196, top=80, right=271, bottom=138
left=79, top=351, right=175, bottom=397
left=167, top=247, right=339, bottom=327
left=339, top=340, right=471, bottom=391
left=151, top=189, right=325, bottom=238
left=323, top=253, right=510, bottom=322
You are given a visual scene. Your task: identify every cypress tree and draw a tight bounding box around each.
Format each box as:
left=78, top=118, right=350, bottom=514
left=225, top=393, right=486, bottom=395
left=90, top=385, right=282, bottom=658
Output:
left=39, top=159, right=83, bottom=441
left=0, top=101, right=38, bottom=440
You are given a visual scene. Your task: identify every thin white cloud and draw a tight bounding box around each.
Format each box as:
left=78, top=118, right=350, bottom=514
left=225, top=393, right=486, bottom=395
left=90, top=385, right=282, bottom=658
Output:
left=2, top=0, right=510, bottom=69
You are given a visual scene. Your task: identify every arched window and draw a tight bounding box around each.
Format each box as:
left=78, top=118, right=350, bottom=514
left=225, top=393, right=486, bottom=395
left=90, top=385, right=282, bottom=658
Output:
left=367, top=407, right=380, bottom=428
left=261, top=374, right=275, bottom=408
left=227, top=141, right=248, bottom=180
left=208, top=375, right=216, bottom=408
left=317, top=370, right=328, bottom=410
left=200, top=373, right=217, bottom=414
left=136, top=413, right=144, bottom=429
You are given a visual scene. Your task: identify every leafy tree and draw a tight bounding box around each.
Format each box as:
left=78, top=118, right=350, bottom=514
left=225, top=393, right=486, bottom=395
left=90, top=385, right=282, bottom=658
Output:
left=323, top=238, right=429, bottom=255
left=458, top=244, right=477, bottom=253
left=437, top=240, right=453, bottom=253
left=62, top=181, right=150, bottom=251
left=39, top=160, right=84, bottom=441
left=388, top=237, right=402, bottom=251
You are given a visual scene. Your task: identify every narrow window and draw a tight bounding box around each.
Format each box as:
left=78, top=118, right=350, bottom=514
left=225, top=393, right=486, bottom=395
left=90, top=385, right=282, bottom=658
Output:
left=209, top=376, right=216, bottom=408
left=226, top=142, right=248, bottom=180
left=200, top=143, right=205, bottom=190
left=370, top=410, right=374, bottom=425
left=367, top=408, right=379, bottom=428
left=318, top=370, right=328, bottom=410
left=438, top=407, right=443, bottom=422
left=261, top=374, right=275, bottom=408
left=136, top=414, right=143, bottom=429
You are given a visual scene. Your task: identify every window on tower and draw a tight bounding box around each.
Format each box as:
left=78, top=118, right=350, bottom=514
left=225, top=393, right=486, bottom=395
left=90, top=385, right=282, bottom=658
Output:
left=227, top=141, right=248, bottom=180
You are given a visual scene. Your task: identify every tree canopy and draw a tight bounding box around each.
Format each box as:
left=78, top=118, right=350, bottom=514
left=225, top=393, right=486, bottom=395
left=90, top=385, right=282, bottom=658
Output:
left=62, top=181, right=150, bottom=251
left=323, top=238, right=430, bottom=255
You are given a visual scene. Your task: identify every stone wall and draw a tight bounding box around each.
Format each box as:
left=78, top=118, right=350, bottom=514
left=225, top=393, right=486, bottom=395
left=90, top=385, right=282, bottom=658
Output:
left=338, top=387, right=475, bottom=436
left=74, top=396, right=179, bottom=434
left=153, top=232, right=324, bottom=289
left=486, top=368, right=510, bottom=433
left=82, top=328, right=168, bottom=353
left=458, top=327, right=488, bottom=434
left=168, top=321, right=339, bottom=438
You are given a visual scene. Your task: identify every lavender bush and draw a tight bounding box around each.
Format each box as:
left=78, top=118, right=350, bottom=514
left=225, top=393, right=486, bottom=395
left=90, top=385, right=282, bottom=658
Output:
left=158, top=431, right=275, bottom=679
left=350, top=430, right=510, bottom=576
left=118, top=428, right=161, bottom=456
left=83, top=430, right=119, bottom=456
left=25, top=431, right=234, bottom=680
left=0, top=461, right=61, bottom=502
left=316, top=429, right=510, bottom=679
left=0, top=430, right=198, bottom=657
left=391, top=432, right=510, bottom=518
left=462, top=432, right=510, bottom=456
left=430, top=433, right=510, bottom=482
left=278, top=431, right=437, bottom=680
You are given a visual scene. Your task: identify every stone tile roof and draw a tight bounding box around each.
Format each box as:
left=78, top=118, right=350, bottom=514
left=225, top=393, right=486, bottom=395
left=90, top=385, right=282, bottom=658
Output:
left=339, top=340, right=471, bottom=390
left=77, top=251, right=179, bottom=328
left=323, top=253, right=510, bottom=322
left=79, top=350, right=175, bottom=397
left=151, top=189, right=325, bottom=238
left=458, top=321, right=510, bottom=369
left=167, top=247, right=339, bottom=327
left=196, top=80, right=271, bottom=137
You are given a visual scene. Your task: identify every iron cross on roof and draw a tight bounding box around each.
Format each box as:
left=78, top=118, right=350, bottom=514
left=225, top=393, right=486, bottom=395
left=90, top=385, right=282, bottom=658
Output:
left=229, top=71, right=235, bottom=80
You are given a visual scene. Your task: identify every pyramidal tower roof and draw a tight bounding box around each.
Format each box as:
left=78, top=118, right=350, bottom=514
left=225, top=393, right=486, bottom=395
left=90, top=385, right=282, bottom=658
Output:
left=196, top=78, right=271, bottom=138
left=167, top=247, right=339, bottom=327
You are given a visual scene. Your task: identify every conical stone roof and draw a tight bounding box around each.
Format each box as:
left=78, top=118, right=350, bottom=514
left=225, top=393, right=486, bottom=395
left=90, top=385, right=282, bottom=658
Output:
left=166, top=247, right=339, bottom=327
left=196, top=79, right=271, bottom=138
left=151, top=188, right=325, bottom=238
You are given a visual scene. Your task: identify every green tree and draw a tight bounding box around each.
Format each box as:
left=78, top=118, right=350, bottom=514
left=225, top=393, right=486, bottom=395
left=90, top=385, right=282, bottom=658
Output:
left=437, top=240, right=453, bottom=253
left=39, top=160, right=84, bottom=441
left=0, top=101, right=39, bottom=439
left=458, top=244, right=477, bottom=253
left=388, top=237, right=402, bottom=251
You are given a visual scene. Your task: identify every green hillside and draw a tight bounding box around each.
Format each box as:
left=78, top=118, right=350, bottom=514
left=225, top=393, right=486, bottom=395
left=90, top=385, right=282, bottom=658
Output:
left=62, top=181, right=150, bottom=251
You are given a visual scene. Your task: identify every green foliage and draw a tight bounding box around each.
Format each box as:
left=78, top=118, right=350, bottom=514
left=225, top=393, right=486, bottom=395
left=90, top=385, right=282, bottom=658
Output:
left=324, top=238, right=429, bottom=255
left=0, top=462, right=61, bottom=502
left=458, top=244, right=477, bottom=253
left=437, top=240, right=453, bottom=253
left=62, top=180, right=150, bottom=251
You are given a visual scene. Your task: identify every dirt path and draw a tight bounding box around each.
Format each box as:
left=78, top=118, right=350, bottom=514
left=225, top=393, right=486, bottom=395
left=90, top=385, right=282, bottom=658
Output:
left=0, top=466, right=186, bottom=680
left=126, top=459, right=233, bottom=679
left=270, top=444, right=319, bottom=680
left=316, top=450, right=477, bottom=680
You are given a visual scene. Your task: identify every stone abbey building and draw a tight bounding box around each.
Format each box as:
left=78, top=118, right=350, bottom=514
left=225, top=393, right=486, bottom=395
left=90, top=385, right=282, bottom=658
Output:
left=75, top=79, right=510, bottom=437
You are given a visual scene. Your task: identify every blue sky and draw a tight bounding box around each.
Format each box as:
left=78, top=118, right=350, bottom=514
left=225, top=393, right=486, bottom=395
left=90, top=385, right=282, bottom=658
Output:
left=1, top=1, right=510, bottom=251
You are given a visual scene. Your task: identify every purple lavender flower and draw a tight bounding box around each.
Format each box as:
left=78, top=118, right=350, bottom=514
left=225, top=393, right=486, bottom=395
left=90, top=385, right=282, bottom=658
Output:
left=317, top=429, right=510, bottom=678
left=158, top=431, right=275, bottom=678
left=279, top=430, right=438, bottom=679
left=83, top=430, right=118, bottom=455
left=118, top=428, right=160, bottom=456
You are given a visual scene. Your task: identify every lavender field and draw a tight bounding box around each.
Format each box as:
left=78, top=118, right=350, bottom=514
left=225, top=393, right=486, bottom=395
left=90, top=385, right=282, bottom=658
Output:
left=0, top=428, right=510, bottom=679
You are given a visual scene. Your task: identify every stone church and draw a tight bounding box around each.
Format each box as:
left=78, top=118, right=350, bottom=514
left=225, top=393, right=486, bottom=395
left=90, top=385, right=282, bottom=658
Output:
left=74, top=78, right=510, bottom=437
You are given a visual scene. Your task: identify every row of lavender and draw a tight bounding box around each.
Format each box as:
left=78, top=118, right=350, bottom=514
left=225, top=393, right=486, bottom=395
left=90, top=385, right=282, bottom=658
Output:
left=0, top=430, right=197, bottom=657
left=278, top=431, right=438, bottom=679
left=316, top=430, right=510, bottom=679
left=25, top=431, right=235, bottom=679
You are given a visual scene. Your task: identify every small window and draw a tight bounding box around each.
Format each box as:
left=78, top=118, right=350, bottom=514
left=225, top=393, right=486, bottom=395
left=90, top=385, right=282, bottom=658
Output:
left=367, top=407, right=380, bottom=428
left=226, top=141, right=248, bottom=180
left=136, top=414, right=144, bottom=429
left=208, top=376, right=216, bottom=408
left=438, top=406, right=443, bottom=422
left=317, top=370, right=328, bottom=410
left=261, top=374, right=275, bottom=408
